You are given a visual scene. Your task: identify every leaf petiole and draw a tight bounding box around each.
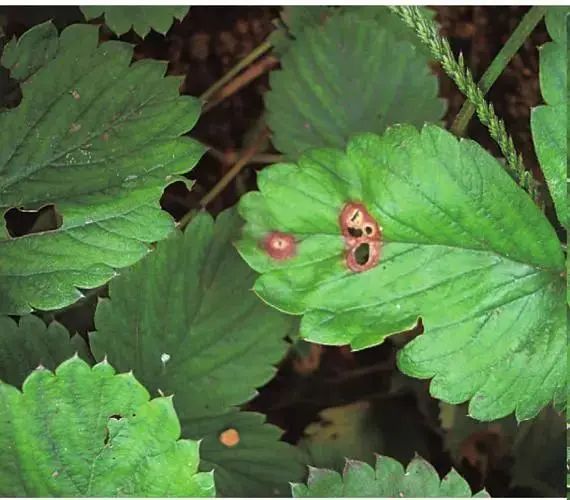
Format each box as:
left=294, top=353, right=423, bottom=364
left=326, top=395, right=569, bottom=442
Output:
left=451, top=6, right=546, bottom=136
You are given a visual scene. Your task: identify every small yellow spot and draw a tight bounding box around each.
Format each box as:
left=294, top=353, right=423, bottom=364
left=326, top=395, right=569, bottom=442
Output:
left=69, top=123, right=81, bottom=133
left=71, top=89, right=80, bottom=100
left=101, top=132, right=110, bottom=141
left=219, top=428, right=240, bottom=447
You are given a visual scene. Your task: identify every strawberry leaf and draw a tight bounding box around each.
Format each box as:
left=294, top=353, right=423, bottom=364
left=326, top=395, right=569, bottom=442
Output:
left=90, top=208, right=306, bottom=496
left=237, top=124, right=566, bottom=421
left=0, top=314, right=90, bottom=387
left=292, top=455, right=487, bottom=497
left=80, top=6, right=189, bottom=37
left=0, top=22, right=203, bottom=314
left=266, top=12, right=445, bottom=159
left=531, top=7, right=568, bottom=228
left=0, top=356, right=215, bottom=496
left=271, top=7, right=435, bottom=59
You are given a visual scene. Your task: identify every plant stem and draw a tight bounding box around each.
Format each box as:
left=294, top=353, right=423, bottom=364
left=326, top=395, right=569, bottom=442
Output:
left=177, top=129, right=269, bottom=230
left=203, top=142, right=283, bottom=165
left=200, top=40, right=273, bottom=103
left=200, top=128, right=268, bottom=207
left=203, top=54, right=278, bottom=113
left=451, top=6, right=546, bottom=136
left=390, top=6, right=539, bottom=204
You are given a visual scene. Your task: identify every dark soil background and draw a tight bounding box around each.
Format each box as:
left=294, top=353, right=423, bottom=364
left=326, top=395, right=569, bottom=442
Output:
left=0, top=6, right=564, bottom=498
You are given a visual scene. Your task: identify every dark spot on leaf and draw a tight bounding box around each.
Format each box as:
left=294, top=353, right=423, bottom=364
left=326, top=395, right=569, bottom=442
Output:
left=4, top=204, right=62, bottom=238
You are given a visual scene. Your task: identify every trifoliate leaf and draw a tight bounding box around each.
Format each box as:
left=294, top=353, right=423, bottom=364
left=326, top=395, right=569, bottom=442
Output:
left=0, top=356, right=215, bottom=496
left=237, top=124, right=566, bottom=422
left=265, top=12, right=445, bottom=159
left=0, top=22, right=203, bottom=314
left=0, top=314, right=90, bottom=387
left=81, top=6, right=189, bottom=37
left=90, top=208, right=306, bottom=496
left=531, top=7, right=567, bottom=228
left=291, top=455, right=488, bottom=497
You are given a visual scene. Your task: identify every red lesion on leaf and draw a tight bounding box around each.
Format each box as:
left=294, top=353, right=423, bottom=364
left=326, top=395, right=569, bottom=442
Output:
left=339, top=202, right=382, bottom=272
left=219, top=428, right=240, bottom=447
left=263, top=231, right=297, bottom=260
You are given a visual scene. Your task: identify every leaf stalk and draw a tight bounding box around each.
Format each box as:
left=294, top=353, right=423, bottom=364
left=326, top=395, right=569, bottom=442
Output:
left=451, top=6, right=546, bottom=136
left=200, top=40, right=273, bottom=103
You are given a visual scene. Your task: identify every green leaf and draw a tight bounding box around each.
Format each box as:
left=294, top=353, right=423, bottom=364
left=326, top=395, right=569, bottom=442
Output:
left=343, top=6, right=436, bottom=58
left=237, top=124, right=566, bottom=421
left=90, top=208, right=306, bottom=496
left=269, top=7, right=335, bottom=55
left=0, top=356, right=215, bottom=496
left=544, top=6, right=569, bottom=45
left=292, top=455, right=487, bottom=497
left=0, top=314, right=90, bottom=387
left=271, top=6, right=434, bottom=58
left=265, top=12, right=445, bottom=159
left=531, top=7, right=567, bottom=228
left=191, top=410, right=308, bottom=497
left=81, top=6, right=189, bottom=37
left=0, top=22, right=203, bottom=314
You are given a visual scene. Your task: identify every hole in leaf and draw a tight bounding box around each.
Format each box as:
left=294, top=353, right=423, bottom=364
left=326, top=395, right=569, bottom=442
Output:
left=160, top=180, right=194, bottom=221
left=347, top=227, right=363, bottom=238
left=340, top=201, right=383, bottom=272
left=354, top=243, right=370, bottom=265
left=4, top=204, right=62, bottom=237
left=109, top=414, right=122, bottom=420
